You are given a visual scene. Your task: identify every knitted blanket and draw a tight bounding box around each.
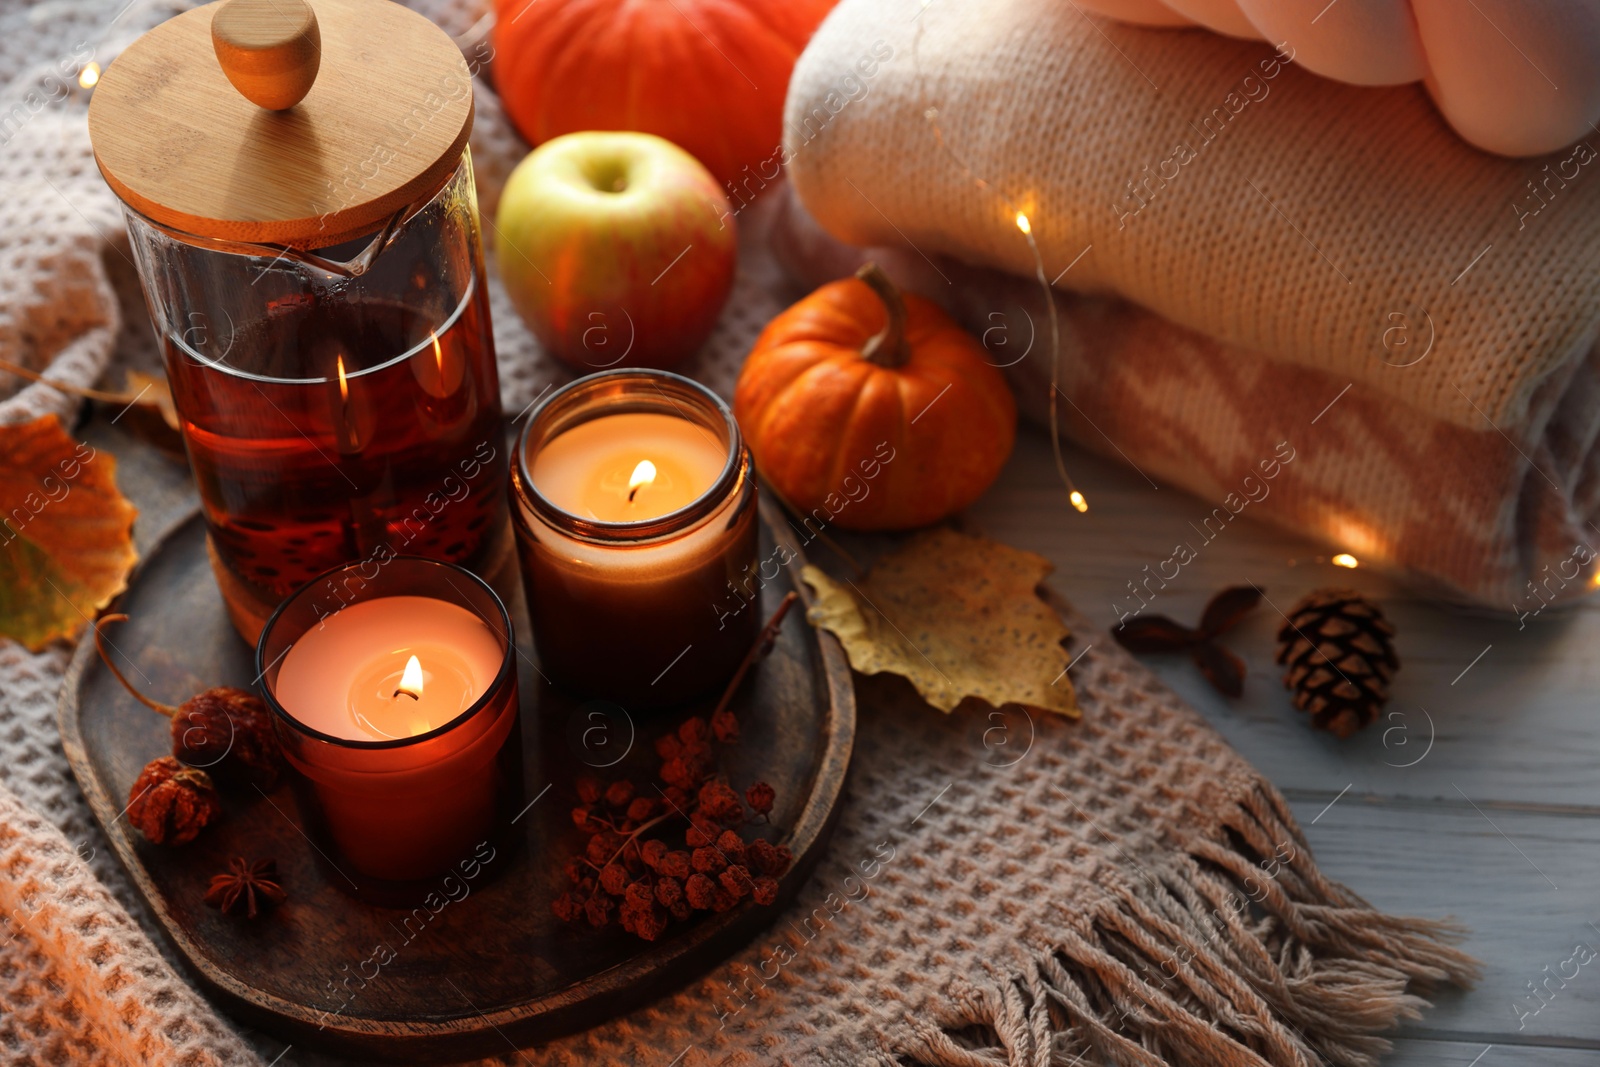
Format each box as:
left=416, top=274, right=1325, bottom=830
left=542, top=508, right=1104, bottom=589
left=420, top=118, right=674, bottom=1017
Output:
left=1, top=1, right=1475, bottom=1064
left=782, top=0, right=1600, bottom=612
left=769, top=186, right=1600, bottom=615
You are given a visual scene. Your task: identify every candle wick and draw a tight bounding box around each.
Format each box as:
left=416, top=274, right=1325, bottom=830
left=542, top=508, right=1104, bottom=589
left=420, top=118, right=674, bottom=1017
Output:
left=393, top=688, right=419, bottom=701
left=628, top=486, right=640, bottom=503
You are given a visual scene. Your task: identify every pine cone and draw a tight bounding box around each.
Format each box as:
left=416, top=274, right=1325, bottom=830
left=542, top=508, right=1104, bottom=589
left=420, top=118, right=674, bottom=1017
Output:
left=1275, top=589, right=1399, bottom=738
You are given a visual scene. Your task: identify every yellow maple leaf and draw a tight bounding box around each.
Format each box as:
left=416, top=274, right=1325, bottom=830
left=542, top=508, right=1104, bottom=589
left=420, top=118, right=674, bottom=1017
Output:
left=802, top=528, right=1077, bottom=717
left=0, top=415, right=138, bottom=650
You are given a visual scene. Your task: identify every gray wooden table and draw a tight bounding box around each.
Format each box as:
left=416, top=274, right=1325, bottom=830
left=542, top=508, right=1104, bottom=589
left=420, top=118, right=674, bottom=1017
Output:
left=974, top=430, right=1600, bottom=1067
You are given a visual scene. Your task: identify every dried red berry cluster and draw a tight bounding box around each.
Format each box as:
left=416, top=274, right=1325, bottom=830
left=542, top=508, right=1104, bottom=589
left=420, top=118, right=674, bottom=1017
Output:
left=552, top=714, right=789, bottom=941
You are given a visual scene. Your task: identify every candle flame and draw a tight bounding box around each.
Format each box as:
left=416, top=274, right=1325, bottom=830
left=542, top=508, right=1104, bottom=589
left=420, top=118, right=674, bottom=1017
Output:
left=336, top=354, right=350, bottom=403
left=431, top=331, right=443, bottom=375
left=1331, top=552, right=1359, bottom=569
left=395, top=654, right=424, bottom=700
left=1069, top=490, right=1088, bottom=513
left=78, top=62, right=100, bottom=89
left=1015, top=212, right=1031, bottom=235
left=627, top=459, right=657, bottom=503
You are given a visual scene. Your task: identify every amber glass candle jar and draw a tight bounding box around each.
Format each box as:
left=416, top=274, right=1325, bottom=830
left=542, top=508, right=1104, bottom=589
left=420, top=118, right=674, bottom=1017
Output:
left=257, top=557, right=522, bottom=897
left=511, top=370, right=759, bottom=708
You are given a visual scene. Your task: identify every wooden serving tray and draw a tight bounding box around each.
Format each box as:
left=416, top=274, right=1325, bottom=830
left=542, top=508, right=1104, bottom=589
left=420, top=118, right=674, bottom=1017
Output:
left=59, top=504, right=855, bottom=1062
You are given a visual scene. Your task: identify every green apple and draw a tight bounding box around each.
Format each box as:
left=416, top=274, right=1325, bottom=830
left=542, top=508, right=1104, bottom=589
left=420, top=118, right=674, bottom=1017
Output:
left=495, top=131, right=738, bottom=371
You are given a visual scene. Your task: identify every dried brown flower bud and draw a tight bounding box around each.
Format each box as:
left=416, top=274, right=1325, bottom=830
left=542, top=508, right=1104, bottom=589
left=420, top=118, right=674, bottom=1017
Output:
left=684, top=872, right=717, bottom=910
left=659, top=850, right=692, bottom=880
left=93, top=619, right=284, bottom=791
left=128, top=756, right=220, bottom=845
left=710, top=708, right=740, bottom=743
left=599, top=862, right=630, bottom=895
left=745, top=781, right=775, bottom=818
left=719, top=864, right=754, bottom=899
left=604, top=779, right=635, bottom=809
left=171, top=687, right=285, bottom=790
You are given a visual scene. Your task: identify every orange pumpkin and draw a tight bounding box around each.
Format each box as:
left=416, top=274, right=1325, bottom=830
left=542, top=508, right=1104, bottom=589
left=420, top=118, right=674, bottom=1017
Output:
left=735, top=264, right=1017, bottom=531
left=492, top=0, right=837, bottom=188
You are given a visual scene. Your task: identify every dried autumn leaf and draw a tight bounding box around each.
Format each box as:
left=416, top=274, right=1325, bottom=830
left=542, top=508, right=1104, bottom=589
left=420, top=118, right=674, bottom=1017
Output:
left=801, top=528, right=1077, bottom=717
left=1112, top=615, right=1200, bottom=653
left=1191, top=641, right=1246, bottom=699
left=121, top=370, right=180, bottom=431
left=0, top=415, right=138, bottom=650
left=0, top=358, right=178, bottom=430
left=112, top=371, right=185, bottom=453
left=1198, top=585, right=1262, bottom=638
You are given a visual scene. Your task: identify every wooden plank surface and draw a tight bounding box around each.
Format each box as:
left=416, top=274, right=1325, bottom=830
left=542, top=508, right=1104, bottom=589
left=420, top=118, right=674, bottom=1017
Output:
left=974, top=430, right=1600, bottom=1057
left=1389, top=1041, right=1595, bottom=1066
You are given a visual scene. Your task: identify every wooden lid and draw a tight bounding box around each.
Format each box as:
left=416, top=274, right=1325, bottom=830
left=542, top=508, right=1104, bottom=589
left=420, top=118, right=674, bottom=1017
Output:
left=210, top=0, right=322, bottom=111
left=88, top=0, right=474, bottom=250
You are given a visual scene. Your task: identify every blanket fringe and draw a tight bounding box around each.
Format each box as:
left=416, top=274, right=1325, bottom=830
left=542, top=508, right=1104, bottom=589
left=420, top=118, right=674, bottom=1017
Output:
left=894, top=782, right=1479, bottom=1067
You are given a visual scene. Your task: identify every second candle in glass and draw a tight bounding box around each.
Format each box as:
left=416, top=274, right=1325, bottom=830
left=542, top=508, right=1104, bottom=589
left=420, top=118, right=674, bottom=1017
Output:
left=512, top=370, right=759, bottom=708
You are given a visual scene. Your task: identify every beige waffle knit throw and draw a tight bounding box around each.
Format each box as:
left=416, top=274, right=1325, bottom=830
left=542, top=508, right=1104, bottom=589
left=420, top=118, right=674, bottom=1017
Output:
left=783, top=0, right=1600, bottom=437
left=3, top=580, right=1478, bottom=1067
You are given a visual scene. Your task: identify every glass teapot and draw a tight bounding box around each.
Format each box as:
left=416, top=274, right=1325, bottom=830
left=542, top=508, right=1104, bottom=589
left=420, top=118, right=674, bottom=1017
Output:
left=87, top=0, right=509, bottom=642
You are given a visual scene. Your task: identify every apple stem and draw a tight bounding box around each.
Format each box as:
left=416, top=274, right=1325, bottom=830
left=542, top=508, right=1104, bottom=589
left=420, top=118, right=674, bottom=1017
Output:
left=856, top=263, right=912, bottom=368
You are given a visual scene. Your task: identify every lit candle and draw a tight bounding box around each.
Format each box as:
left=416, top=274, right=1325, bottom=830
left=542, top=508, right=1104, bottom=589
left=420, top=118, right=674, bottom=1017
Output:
left=529, top=411, right=726, bottom=522
left=512, top=370, right=760, bottom=707
left=259, top=561, right=522, bottom=890
left=273, top=596, right=503, bottom=741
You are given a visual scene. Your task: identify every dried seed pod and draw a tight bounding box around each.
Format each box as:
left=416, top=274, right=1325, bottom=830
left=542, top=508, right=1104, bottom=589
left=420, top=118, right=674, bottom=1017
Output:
left=170, top=686, right=286, bottom=790
left=95, top=616, right=286, bottom=789
left=745, top=782, right=775, bottom=818
left=128, top=756, right=221, bottom=845
left=205, top=857, right=286, bottom=918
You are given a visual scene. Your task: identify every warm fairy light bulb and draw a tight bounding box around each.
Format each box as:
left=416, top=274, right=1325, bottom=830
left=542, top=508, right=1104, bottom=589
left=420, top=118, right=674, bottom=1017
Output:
left=78, top=63, right=100, bottom=89
left=1070, top=490, right=1088, bottom=513
left=336, top=354, right=350, bottom=403
left=394, top=655, right=424, bottom=700
left=627, top=459, right=657, bottom=503
left=1015, top=212, right=1031, bottom=235
left=1332, top=553, right=1359, bottom=569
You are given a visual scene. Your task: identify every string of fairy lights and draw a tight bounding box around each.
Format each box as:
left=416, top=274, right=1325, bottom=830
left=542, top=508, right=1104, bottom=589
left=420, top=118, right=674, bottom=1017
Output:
left=910, top=2, right=1089, bottom=514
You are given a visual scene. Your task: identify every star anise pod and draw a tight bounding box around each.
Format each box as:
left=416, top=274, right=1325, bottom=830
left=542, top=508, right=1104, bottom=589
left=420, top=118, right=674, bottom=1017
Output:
left=95, top=615, right=287, bottom=789
left=127, top=756, right=221, bottom=845
left=205, top=857, right=286, bottom=918
left=1113, top=585, right=1262, bottom=698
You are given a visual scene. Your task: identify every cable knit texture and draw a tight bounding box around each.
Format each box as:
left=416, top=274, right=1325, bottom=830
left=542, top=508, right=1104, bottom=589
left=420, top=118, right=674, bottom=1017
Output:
left=780, top=0, right=1600, bottom=610
left=1, top=1, right=1475, bottom=1064
left=1078, top=0, right=1600, bottom=157
left=785, top=0, right=1600, bottom=434
left=768, top=186, right=1600, bottom=611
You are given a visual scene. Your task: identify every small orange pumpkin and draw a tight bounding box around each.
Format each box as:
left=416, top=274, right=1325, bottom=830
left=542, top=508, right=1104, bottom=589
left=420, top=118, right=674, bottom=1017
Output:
left=735, top=264, right=1016, bottom=531
left=492, top=0, right=837, bottom=188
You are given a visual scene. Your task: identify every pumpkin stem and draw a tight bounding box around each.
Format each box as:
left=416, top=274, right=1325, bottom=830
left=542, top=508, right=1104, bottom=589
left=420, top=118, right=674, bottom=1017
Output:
left=856, top=263, right=912, bottom=368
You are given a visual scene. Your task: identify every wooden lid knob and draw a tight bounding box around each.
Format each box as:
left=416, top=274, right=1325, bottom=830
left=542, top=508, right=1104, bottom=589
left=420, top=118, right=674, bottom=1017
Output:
left=211, top=0, right=321, bottom=111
